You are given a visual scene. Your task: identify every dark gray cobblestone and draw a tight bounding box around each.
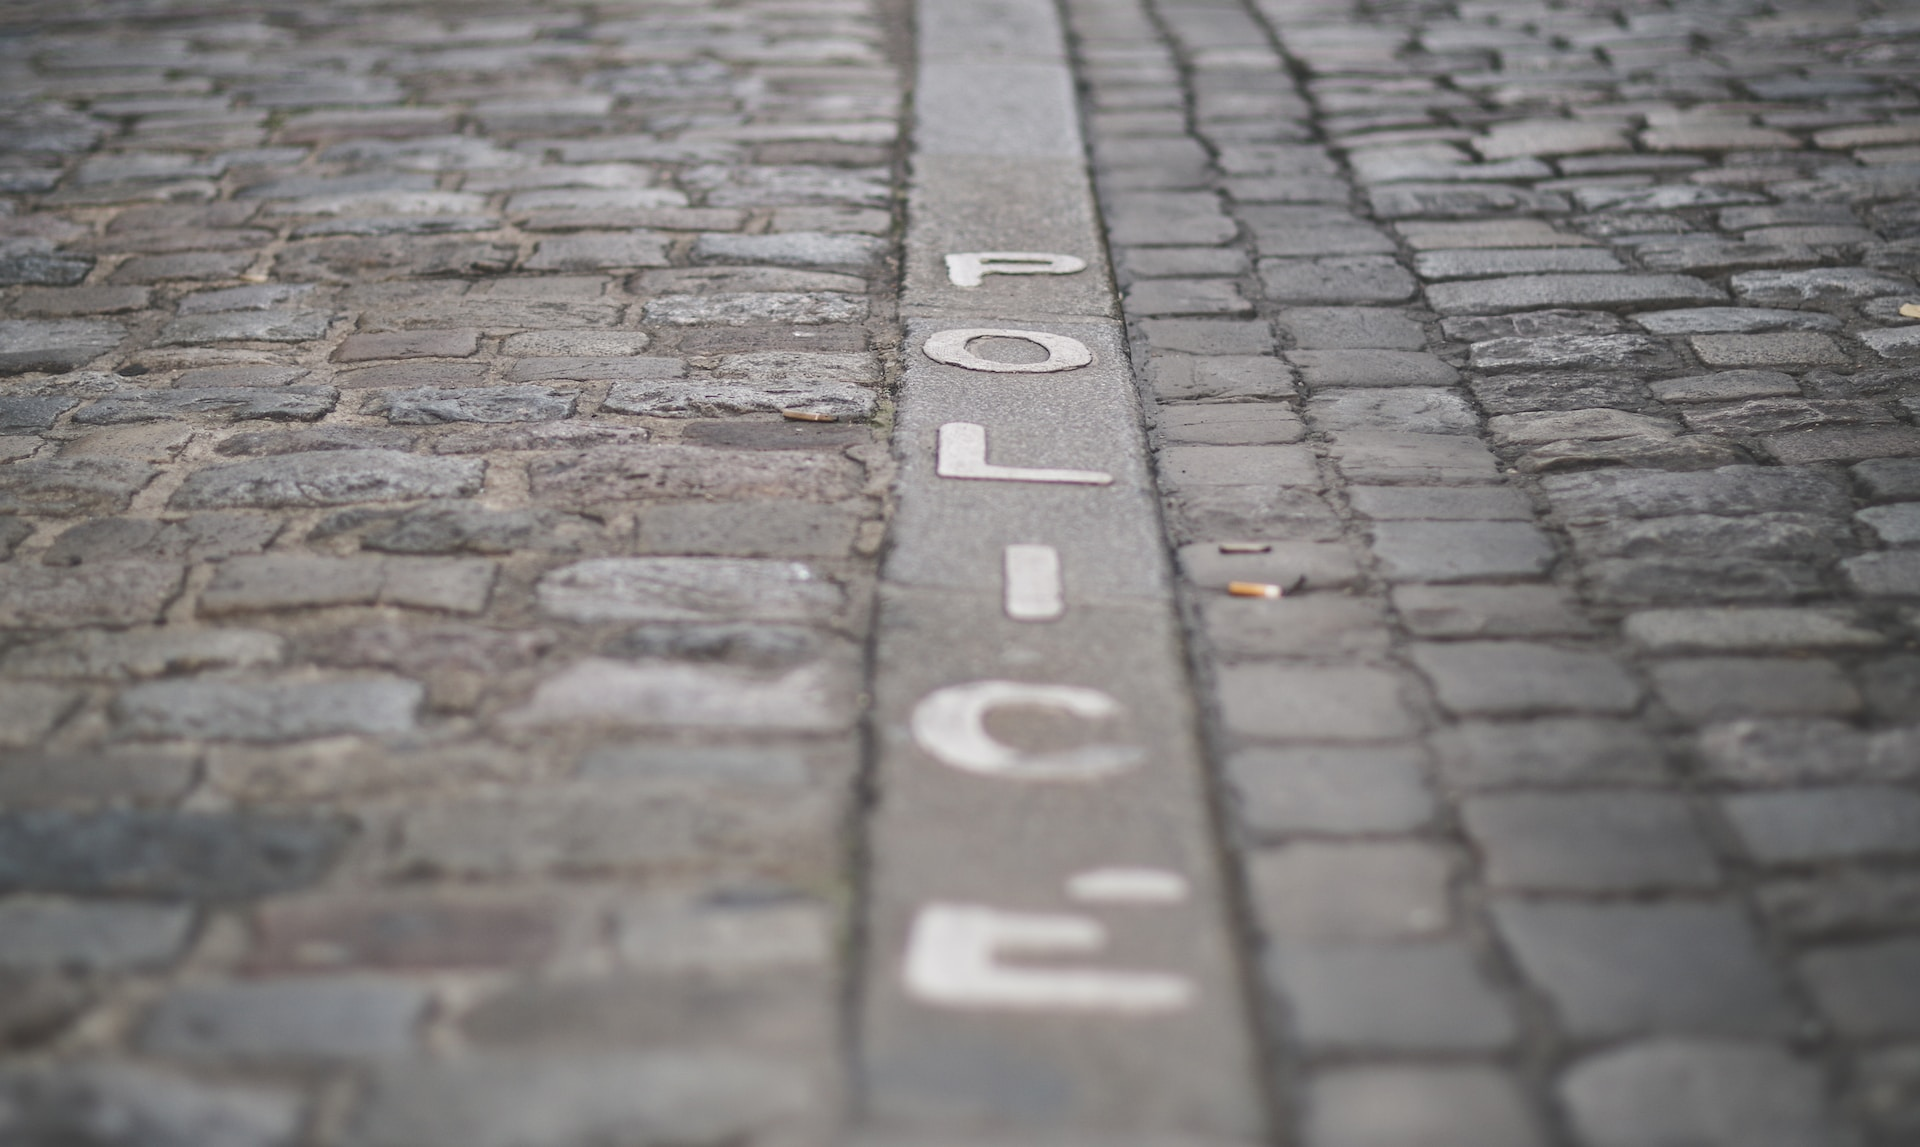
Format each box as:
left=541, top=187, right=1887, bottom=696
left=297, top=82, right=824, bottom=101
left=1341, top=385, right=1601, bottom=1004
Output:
left=1064, top=0, right=1920, bottom=1141
left=0, top=0, right=899, bottom=1142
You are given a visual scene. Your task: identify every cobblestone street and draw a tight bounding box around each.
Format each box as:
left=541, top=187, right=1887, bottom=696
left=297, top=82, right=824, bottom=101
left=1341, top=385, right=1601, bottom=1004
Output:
left=0, top=0, right=1917, bottom=1143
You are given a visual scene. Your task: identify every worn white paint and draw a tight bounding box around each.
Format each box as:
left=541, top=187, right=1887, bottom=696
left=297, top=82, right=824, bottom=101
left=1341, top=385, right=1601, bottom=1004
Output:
left=904, top=902, right=1194, bottom=1012
left=922, top=327, right=1094, bottom=374
left=1003, top=543, right=1064, bottom=622
left=1067, top=867, right=1190, bottom=904
left=945, top=251, right=1088, bottom=288
left=936, top=422, right=1113, bottom=486
left=910, top=679, right=1142, bottom=780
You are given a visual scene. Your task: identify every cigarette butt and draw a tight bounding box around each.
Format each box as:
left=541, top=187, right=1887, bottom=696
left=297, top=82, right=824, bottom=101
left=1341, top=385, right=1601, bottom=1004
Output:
left=782, top=409, right=837, bottom=422
left=1219, top=541, right=1272, bottom=554
left=1228, top=580, right=1285, bottom=599
left=1901, top=302, right=1920, bottom=319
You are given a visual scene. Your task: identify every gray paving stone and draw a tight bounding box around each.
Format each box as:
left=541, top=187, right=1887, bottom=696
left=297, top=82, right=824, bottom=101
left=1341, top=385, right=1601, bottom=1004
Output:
left=1800, top=940, right=1920, bottom=1039
left=0, top=811, right=348, bottom=900
left=1653, top=658, right=1861, bottom=722
left=2, top=627, right=285, bottom=680
left=1119, top=246, right=1250, bottom=279
left=1267, top=941, right=1516, bottom=1051
left=1540, top=465, right=1851, bottom=522
left=386, top=789, right=830, bottom=881
left=1464, top=792, right=1719, bottom=892
left=1348, top=484, right=1533, bottom=520
left=1631, top=307, right=1841, bottom=336
left=1425, top=273, right=1725, bottom=315
left=0, top=899, right=193, bottom=971
left=0, top=561, right=183, bottom=628
left=605, top=378, right=874, bottom=420
left=1623, top=608, right=1886, bottom=653
left=506, top=655, right=858, bottom=734
left=1261, top=255, right=1418, bottom=303
left=1412, top=642, right=1642, bottom=717
left=1561, top=1040, right=1852, bottom=1147
left=76, top=386, right=337, bottom=425
left=1249, top=841, right=1451, bottom=941
left=1279, top=307, right=1428, bottom=350
left=1444, top=310, right=1625, bottom=342
left=1394, top=584, right=1592, bottom=638
left=692, top=231, right=886, bottom=269
left=1415, top=246, right=1623, bottom=279
left=1369, top=183, right=1568, bottom=219
left=154, top=310, right=333, bottom=345
left=1432, top=718, right=1672, bottom=790
left=1148, top=354, right=1297, bottom=401
left=642, top=292, right=867, bottom=326
left=0, top=456, right=155, bottom=515
left=1228, top=745, right=1434, bottom=836
left=1469, top=333, right=1676, bottom=373
left=1495, top=900, right=1797, bottom=1037
left=1125, top=278, right=1253, bottom=315
left=1201, top=594, right=1390, bottom=660
left=1105, top=191, right=1238, bottom=245
left=1289, top=349, right=1461, bottom=388
left=1178, top=541, right=1361, bottom=592
left=1470, top=371, right=1648, bottom=414
left=1371, top=521, right=1556, bottom=583
left=1845, top=551, right=1920, bottom=596
left=141, top=978, right=426, bottom=1060
left=1307, top=1066, right=1542, bottom=1147
left=1218, top=664, right=1422, bottom=742
left=1650, top=370, right=1802, bottom=404
left=1859, top=503, right=1920, bottom=546
left=636, top=502, right=865, bottom=560
left=344, top=1053, right=817, bottom=1147
left=171, top=450, right=484, bottom=509
left=1730, top=266, right=1915, bottom=304
left=1724, top=787, right=1920, bottom=865
left=1327, top=431, right=1502, bottom=484
left=114, top=677, right=422, bottom=741
left=1489, top=408, right=1682, bottom=447
left=1244, top=207, right=1396, bottom=257
left=202, top=554, right=496, bottom=615
left=1308, top=388, right=1475, bottom=435
left=525, top=232, right=671, bottom=271
left=1159, top=444, right=1320, bottom=490
left=528, top=445, right=862, bottom=506
left=0, top=319, right=125, bottom=372
left=1157, top=403, right=1304, bottom=445
left=1692, top=332, right=1848, bottom=367
left=0, top=393, right=76, bottom=432
left=334, top=329, right=479, bottom=362
left=1767, top=425, right=1920, bottom=466
left=536, top=557, right=843, bottom=623
left=1138, top=318, right=1274, bottom=355
left=0, top=1063, right=301, bottom=1147
left=506, top=357, right=687, bottom=384
left=373, top=385, right=576, bottom=425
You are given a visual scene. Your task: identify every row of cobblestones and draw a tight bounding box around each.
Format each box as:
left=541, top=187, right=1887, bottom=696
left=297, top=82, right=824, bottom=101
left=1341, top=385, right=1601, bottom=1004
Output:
left=1062, top=0, right=1920, bottom=1143
left=0, top=1, right=902, bottom=1143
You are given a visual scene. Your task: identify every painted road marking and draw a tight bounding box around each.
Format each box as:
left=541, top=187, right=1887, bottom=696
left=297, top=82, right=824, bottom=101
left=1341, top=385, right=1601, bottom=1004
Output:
left=1004, top=543, right=1064, bottom=621
left=922, top=327, right=1094, bottom=373
left=936, top=422, right=1113, bottom=485
left=910, top=679, right=1143, bottom=780
left=904, top=902, right=1194, bottom=1013
left=1067, top=867, right=1191, bottom=904
left=945, top=251, right=1088, bottom=287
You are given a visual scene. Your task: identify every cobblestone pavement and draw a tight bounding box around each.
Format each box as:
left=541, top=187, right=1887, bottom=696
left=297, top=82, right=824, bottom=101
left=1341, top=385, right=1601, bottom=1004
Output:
left=1063, top=0, right=1920, bottom=1144
left=2, top=0, right=1920, bottom=1143
left=0, top=1, right=902, bottom=1144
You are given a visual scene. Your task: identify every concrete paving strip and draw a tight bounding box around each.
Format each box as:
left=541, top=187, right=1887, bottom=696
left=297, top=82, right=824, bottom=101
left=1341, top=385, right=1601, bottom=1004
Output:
left=856, top=0, right=1268, bottom=1140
